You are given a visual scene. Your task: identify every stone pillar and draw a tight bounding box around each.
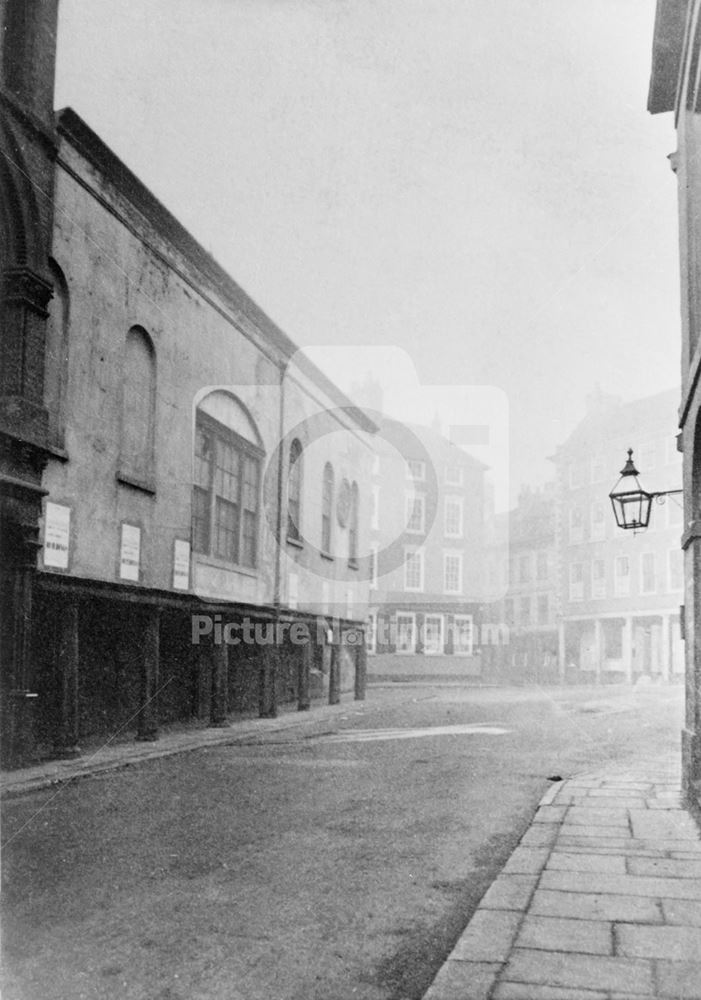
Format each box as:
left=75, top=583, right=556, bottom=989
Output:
left=137, top=607, right=160, bottom=741
left=259, top=642, right=277, bottom=719
left=660, top=614, right=671, bottom=684
left=298, top=638, right=311, bottom=711
left=415, top=611, right=424, bottom=655
left=355, top=628, right=367, bottom=701
left=328, top=643, right=341, bottom=705
left=210, top=635, right=228, bottom=726
left=622, top=616, right=634, bottom=685
left=444, top=614, right=455, bottom=655
left=54, top=599, right=80, bottom=757
left=593, top=619, right=603, bottom=686
left=557, top=620, right=566, bottom=684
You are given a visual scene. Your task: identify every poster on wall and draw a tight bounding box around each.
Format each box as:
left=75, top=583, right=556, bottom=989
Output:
left=119, top=523, right=141, bottom=582
left=43, top=502, right=71, bottom=570
left=172, top=539, right=190, bottom=590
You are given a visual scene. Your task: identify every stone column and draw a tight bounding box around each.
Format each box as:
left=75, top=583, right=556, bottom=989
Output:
left=414, top=612, right=424, bottom=655
left=259, top=642, right=278, bottom=719
left=328, top=643, right=341, bottom=705
left=210, top=634, right=228, bottom=726
left=557, top=620, right=566, bottom=684
left=660, top=614, right=671, bottom=684
left=355, top=628, right=367, bottom=701
left=298, top=638, right=311, bottom=711
left=444, top=614, right=455, bottom=655
left=593, top=619, right=603, bottom=686
left=137, top=607, right=160, bottom=741
left=54, top=599, right=80, bottom=757
left=622, top=616, right=634, bottom=685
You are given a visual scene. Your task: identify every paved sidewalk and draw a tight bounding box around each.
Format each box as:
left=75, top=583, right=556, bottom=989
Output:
left=0, top=700, right=357, bottom=799
left=423, top=754, right=701, bottom=1000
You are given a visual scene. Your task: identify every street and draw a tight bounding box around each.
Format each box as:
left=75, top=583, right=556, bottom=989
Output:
left=1, top=682, right=684, bottom=1000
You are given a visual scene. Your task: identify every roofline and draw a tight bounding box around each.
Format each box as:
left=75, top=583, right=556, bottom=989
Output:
left=55, top=107, right=377, bottom=435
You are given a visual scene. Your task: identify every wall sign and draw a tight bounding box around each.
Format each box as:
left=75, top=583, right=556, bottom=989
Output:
left=173, top=539, right=190, bottom=590
left=43, top=502, right=71, bottom=570
left=119, top=523, right=141, bottom=581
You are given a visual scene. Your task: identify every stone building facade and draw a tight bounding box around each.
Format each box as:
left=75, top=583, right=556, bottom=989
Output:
left=649, top=0, right=701, bottom=793
left=0, top=0, right=62, bottom=765
left=0, top=3, right=375, bottom=765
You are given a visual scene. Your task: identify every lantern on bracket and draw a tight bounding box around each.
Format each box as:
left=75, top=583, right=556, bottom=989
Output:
left=609, top=448, right=682, bottom=532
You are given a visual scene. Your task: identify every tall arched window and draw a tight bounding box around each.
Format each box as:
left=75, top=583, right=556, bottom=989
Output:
left=348, top=481, right=359, bottom=567
left=321, top=462, right=334, bottom=555
left=120, top=326, right=156, bottom=485
left=193, top=391, right=263, bottom=569
left=44, top=258, right=69, bottom=446
left=287, top=438, right=303, bottom=542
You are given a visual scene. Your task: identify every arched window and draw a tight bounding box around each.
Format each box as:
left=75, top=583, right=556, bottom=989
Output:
left=321, top=462, right=334, bottom=555
left=44, top=259, right=69, bottom=446
left=348, top=481, right=359, bottom=567
left=120, top=326, right=156, bottom=485
left=287, top=438, right=303, bottom=542
left=193, top=390, right=263, bottom=569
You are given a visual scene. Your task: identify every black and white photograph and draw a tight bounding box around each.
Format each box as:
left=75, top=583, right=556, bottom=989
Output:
left=2, top=2, right=701, bottom=998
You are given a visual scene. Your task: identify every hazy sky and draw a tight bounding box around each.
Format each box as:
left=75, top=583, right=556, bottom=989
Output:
left=54, top=0, right=680, bottom=501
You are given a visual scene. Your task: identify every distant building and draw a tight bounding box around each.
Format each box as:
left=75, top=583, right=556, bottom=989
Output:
left=648, top=0, right=701, bottom=792
left=366, top=415, right=486, bottom=665
left=482, top=485, right=559, bottom=684
left=551, top=389, right=683, bottom=684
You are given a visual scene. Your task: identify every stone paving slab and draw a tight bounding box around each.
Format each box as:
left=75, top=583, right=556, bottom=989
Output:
left=502, top=949, right=655, bottom=994
left=515, top=914, right=612, bottom=955
left=530, top=888, right=663, bottom=923
left=615, top=923, right=701, bottom=959
left=493, top=984, right=608, bottom=1000
left=654, top=959, right=701, bottom=998
left=420, top=755, right=701, bottom=1000
left=547, top=851, right=627, bottom=873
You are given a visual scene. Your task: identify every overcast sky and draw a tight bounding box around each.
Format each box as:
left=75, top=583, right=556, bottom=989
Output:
left=54, top=0, right=680, bottom=503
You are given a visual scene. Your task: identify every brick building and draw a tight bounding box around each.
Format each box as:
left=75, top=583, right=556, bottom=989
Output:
left=366, top=415, right=486, bottom=667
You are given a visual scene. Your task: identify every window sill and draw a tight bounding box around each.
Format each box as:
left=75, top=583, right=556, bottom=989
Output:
left=286, top=536, right=304, bottom=550
left=348, top=559, right=358, bottom=571
left=320, top=551, right=334, bottom=562
left=117, top=472, right=156, bottom=496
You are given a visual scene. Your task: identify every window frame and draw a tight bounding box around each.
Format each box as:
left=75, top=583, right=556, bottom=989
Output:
left=444, top=495, right=464, bottom=538
left=443, top=550, right=463, bottom=595
left=286, top=438, right=304, bottom=545
left=192, top=407, right=263, bottom=570
left=403, top=547, right=424, bottom=592
left=321, top=462, right=334, bottom=556
left=405, top=492, right=426, bottom=534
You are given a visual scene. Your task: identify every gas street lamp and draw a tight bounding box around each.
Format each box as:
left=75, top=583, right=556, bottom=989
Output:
left=609, top=448, right=682, bottom=532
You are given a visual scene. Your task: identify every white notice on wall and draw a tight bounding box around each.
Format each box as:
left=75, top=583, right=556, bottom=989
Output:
left=43, top=502, right=70, bottom=570
left=173, top=539, right=190, bottom=590
left=120, top=523, right=141, bottom=581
